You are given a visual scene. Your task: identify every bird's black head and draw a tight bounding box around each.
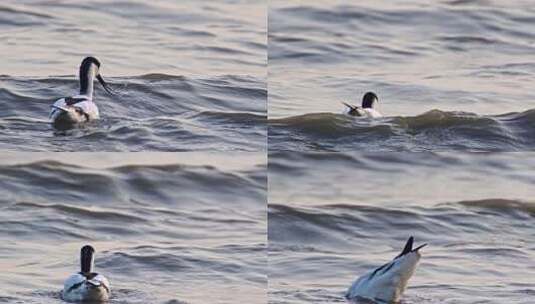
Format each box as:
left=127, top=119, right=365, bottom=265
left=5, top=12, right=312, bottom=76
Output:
left=80, top=56, right=101, bottom=69
left=79, top=57, right=101, bottom=95
left=362, top=92, right=378, bottom=108
left=80, top=245, right=95, bottom=274
left=78, top=56, right=114, bottom=95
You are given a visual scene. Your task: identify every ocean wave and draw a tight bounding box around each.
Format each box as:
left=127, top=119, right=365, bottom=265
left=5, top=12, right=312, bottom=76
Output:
left=0, top=74, right=266, bottom=151
left=269, top=109, right=535, bottom=151
left=0, top=159, right=265, bottom=207
left=269, top=199, right=534, bottom=247
left=269, top=200, right=535, bottom=303
left=0, top=154, right=266, bottom=304
left=454, top=198, right=535, bottom=217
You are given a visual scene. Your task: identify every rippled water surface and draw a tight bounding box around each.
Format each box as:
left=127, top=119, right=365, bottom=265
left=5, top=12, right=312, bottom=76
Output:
left=269, top=152, right=535, bottom=303
left=269, top=0, right=535, bottom=151
left=0, top=0, right=266, bottom=151
left=0, top=153, right=266, bottom=304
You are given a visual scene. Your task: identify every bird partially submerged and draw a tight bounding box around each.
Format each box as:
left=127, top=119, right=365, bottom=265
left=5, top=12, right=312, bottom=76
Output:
left=343, top=92, right=382, bottom=118
left=62, top=245, right=111, bottom=302
left=49, top=56, right=114, bottom=130
left=346, top=236, right=426, bottom=303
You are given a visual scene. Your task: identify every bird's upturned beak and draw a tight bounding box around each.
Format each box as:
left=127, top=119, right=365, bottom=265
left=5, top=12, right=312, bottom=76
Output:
left=96, top=74, right=115, bottom=95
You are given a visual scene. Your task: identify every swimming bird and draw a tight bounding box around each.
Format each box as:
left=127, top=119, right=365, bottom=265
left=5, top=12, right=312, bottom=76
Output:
left=49, top=56, right=114, bottom=130
left=62, top=245, right=111, bottom=302
left=345, top=236, right=426, bottom=303
left=343, top=92, right=383, bottom=118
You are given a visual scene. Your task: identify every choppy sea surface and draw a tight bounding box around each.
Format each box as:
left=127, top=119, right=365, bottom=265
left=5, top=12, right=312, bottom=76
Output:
left=269, top=152, right=535, bottom=304
left=0, top=0, right=266, bottom=151
left=0, top=153, right=267, bottom=304
left=269, top=0, right=535, bottom=151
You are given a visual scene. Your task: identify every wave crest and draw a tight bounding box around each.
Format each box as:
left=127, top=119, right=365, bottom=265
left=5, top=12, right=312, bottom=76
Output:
left=269, top=109, right=535, bottom=151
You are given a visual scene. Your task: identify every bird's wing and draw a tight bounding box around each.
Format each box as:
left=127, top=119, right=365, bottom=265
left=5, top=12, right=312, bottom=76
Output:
left=63, top=273, right=85, bottom=292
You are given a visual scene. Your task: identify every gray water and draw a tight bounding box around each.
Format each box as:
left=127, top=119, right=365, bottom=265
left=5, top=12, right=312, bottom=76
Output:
left=2, top=1, right=535, bottom=304
left=0, top=153, right=266, bottom=304
left=0, top=0, right=266, bottom=151
left=269, top=152, right=535, bottom=304
left=269, top=0, right=535, bottom=151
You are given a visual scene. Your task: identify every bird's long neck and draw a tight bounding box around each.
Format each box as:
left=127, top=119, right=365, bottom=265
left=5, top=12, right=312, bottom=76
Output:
left=79, top=64, right=97, bottom=98
left=80, top=250, right=94, bottom=274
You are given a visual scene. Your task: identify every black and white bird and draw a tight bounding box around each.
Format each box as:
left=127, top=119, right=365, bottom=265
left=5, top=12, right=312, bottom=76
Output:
left=345, top=237, right=426, bottom=303
left=49, top=56, right=114, bottom=130
left=342, top=92, right=382, bottom=118
left=62, top=245, right=111, bottom=302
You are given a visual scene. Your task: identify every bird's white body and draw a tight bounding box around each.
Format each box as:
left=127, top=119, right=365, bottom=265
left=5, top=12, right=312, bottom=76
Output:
left=63, top=244, right=111, bottom=302
left=343, top=92, right=383, bottom=118
left=49, top=57, right=113, bottom=130
left=345, top=107, right=383, bottom=118
left=49, top=95, right=99, bottom=124
left=62, top=272, right=110, bottom=302
left=346, top=237, right=425, bottom=303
